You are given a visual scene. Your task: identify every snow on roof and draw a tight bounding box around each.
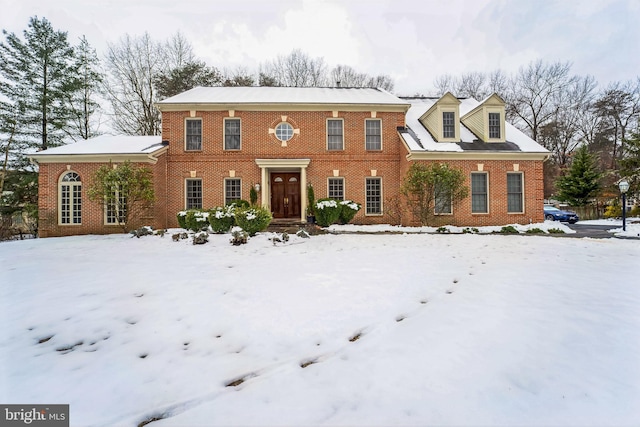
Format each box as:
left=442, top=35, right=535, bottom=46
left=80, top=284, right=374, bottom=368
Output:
left=401, top=98, right=549, bottom=154
left=30, top=135, right=165, bottom=156
left=157, top=86, right=409, bottom=107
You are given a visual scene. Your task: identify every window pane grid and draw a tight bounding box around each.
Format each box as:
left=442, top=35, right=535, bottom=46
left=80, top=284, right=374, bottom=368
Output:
left=225, top=179, right=241, bottom=205
left=275, top=123, right=294, bottom=141
left=443, top=112, right=455, bottom=138
left=507, top=173, right=523, bottom=213
left=186, top=119, right=202, bottom=150
left=60, top=172, right=81, bottom=225
left=471, top=173, right=488, bottom=213
left=327, top=120, right=344, bottom=150
left=328, top=178, right=344, bottom=200
left=186, top=179, right=202, bottom=209
left=489, top=113, right=500, bottom=139
left=366, top=178, right=381, bottom=214
left=225, top=119, right=241, bottom=150
left=365, top=120, right=381, bottom=150
left=434, top=183, right=452, bottom=214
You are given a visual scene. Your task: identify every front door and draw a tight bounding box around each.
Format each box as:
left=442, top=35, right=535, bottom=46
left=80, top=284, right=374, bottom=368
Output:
left=271, top=172, right=301, bottom=219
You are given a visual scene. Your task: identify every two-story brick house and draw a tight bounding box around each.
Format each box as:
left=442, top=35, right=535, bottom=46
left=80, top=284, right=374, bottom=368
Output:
left=30, top=87, right=549, bottom=237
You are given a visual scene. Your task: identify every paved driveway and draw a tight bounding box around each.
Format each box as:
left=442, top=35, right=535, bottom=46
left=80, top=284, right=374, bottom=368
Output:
left=564, top=223, right=616, bottom=239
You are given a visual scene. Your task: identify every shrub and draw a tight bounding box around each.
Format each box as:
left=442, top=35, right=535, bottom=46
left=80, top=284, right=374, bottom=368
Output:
left=249, top=186, right=258, bottom=206
left=230, top=227, right=249, bottom=245
left=307, top=184, right=315, bottom=216
left=630, top=206, right=640, bottom=217
left=185, top=210, right=210, bottom=232
left=234, top=206, right=272, bottom=236
left=604, top=204, right=622, bottom=218
left=548, top=228, right=565, bottom=234
left=338, top=200, right=361, bottom=224
left=436, top=226, right=449, bottom=233
left=526, top=228, right=545, bottom=234
left=462, top=227, right=479, bottom=234
left=315, top=198, right=341, bottom=227
left=176, top=211, right=188, bottom=229
left=192, top=231, right=209, bottom=245
left=228, top=199, right=250, bottom=209
left=209, top=205, right=236, bottom=233
left=500, top=225, right=519, bottom=234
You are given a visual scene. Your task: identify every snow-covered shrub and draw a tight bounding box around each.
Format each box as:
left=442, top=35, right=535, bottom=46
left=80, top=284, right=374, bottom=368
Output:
left=208, top=205, right=236, bottom=233
left=338, top=200, right=361, bottom=224
left=229, top=227, right=249, bottom=245
left=130, top=226, right=154, bottom=238
left=234, top=207, right=272, bottom=236
left=228, top=199, right=250, bottom=209
left=192, top=231, right=209, bottom=245
left=176, top=211, right=188, bottom=229
left=185, top=210, right=210, bottom=232
left=499, top=225, right=519, bottom=234
left=314, top=198, right=341, bottom=227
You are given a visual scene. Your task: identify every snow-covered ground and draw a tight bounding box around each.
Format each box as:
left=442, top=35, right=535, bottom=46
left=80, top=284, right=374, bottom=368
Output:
left=1, top=223, right=639, bottom=427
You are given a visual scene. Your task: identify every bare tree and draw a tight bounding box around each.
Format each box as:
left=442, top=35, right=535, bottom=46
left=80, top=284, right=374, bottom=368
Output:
left=330, top=65, right=368, bottom=87
left=260, top=49, right=328, bottom=87
left=222, top=67, right=255, bottom=86
left=456, top=72, right=487, bottom=99
left=433, top=74, right=455, bottom=96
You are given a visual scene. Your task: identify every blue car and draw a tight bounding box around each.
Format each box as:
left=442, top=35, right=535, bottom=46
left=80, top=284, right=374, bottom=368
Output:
left=544, top=206, right=579, bottom=223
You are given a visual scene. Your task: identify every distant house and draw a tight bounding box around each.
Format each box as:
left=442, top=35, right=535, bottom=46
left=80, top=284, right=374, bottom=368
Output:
left=29, top=87, right=549, bottom=237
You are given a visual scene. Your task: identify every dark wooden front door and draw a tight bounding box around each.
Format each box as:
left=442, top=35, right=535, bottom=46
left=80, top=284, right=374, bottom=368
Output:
left=271, top=173, right=301, bottom=218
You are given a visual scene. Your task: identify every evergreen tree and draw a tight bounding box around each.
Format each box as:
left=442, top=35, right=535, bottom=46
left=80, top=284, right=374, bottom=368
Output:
left=618, top=132, right=640, bottom=198
left=555, top=144, right=601, bottom=205
left=154, top=60, right=222, bottom=100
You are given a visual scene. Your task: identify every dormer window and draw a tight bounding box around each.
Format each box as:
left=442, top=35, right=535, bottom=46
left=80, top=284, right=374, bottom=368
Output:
left=489, top=113, right=501, bottom=139
left=443, top=112, right=455, bottom=139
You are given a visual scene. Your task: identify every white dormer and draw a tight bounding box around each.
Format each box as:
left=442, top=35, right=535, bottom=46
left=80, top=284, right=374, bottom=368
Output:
left=418, top=92, right=461, bottom=142
left=460, top=93, right=506, bottom=143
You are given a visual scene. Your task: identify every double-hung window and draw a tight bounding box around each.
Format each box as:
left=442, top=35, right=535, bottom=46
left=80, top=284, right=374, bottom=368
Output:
left=224, top=118, right=241, bottom=150
left=442, top=112, right=455, bottom=139
left=365, top=177, right=382, bottom=214
left=106, top=184, right=127, bottom=224
left=186, top=179, right=202, bottom=209
left=225, top=178, right=241, bottom=205
left=488, top=113, right=501, bottom=139
left=186, top=119, right=202, bottom=151
left=471, top=173, right=488, bottom=213
left=434, top=182, right=452, bottom=214
left=507, top=173, right=524, bottom=213
left=327, top=119, right=344, bottom=150
left=328, top=178, right=344, bottom=200
left=365, top=119, right=381, bottom=150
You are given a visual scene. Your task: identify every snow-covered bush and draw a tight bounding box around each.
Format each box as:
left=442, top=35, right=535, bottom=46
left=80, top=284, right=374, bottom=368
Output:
left=233, top=206, right=272, bottom=236
left=338, top=200, right=361, bottom=224
left=314, top=198, right=341, bottom=227
left=229, top=226, right=249, bottom=245
left=192, top=231, right=209, bottom=245
left=208, top=205, right=236, bottom=233
left=176, top=211, right=188, bottom=229
left=185, top=210, right=210, bottom=232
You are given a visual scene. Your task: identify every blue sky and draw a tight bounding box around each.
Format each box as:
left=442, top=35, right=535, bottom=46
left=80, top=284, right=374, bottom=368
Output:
left=1, top=0, right=638, bottom=95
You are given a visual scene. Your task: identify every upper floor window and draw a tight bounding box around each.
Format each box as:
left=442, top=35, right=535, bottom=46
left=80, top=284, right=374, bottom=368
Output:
left=59, top=172, right=82, bottom=225
left=327, top=119, right=344, bottom=150
left=224, top=118, right=241, bottom=150
left=186, top=179, right=202, bottom=209
left=442, top=112, right=455, bottom=139
left=186, top=119, right=202, bottom=151
left=365, top=119, right=381, bottom=150
left=275, top=123, right=294, bottom=142
left=488, top=113, right=501, bottom=139
left=328, top=177, right=344, bottom=200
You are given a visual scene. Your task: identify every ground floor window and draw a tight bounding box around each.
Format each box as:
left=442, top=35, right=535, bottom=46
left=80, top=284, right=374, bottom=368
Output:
left=328, top=177, right=344, bottom=200
left=59, top=172, right=82, bottom=224
left=434, top=182, right=452, bottom=214
left=186, top=179, right=202, bottom=209
left=106, top=185, right=127, bottom=224
left=507, top=172, right=524, bottom=213
left=225, top=178, right=241, bottom=205
left=471, top=173, right=488, bottom=213
left=365, top=177, right=382, bottom=215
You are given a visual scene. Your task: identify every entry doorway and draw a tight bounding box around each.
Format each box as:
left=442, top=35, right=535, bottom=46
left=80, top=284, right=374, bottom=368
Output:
left=271, top=172, right=301, bottom=219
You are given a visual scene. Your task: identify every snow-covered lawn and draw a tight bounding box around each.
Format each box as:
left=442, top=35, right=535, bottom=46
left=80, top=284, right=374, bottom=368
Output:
left=1, top=226, right=639, bottom=427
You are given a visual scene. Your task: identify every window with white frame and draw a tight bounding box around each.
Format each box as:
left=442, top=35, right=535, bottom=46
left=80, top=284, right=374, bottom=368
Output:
left=186, top=179, right=202, bottom=209
left=328, top=177, right=344, bottom=200
left=59, top=172, right=82, bottom=224
left=488, top=112, right=501, bottom=139
left=365, top=177, right=382, bottom=214
left=275, top=123, right=294, bottom=142
left=327, top=119, right=344, bottom=150
left=442, top=112, right=455, bottom=139
left=225, top=178, right=241, bottom=205
left=365, top=119, right=381, bottom=150
left=434, top=182, right=452, bottom=214
left=471, top=173, right=488, bottom=213
left=224, top=118, right=241, bottom=150
left=106, top=184, right=127, bottom=224
left=507, top=173, right=524, bottom=213
left=186, top=119, right=202, bottom=151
